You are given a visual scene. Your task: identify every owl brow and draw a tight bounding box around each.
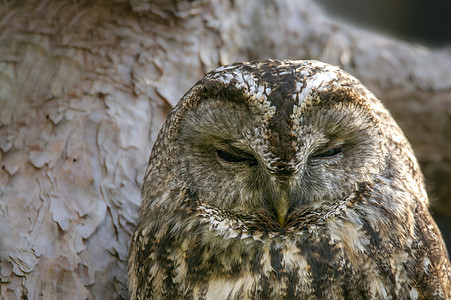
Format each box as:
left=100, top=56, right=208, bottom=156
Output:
left=216, top=140, right=254, bottom=156
left=318, top=138, right=344, bottom=150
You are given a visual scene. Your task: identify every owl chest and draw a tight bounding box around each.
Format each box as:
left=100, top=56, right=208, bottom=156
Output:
left=162, top=233, right=367, bottom=299
left=156, top=227, right=413, bottom=299
left=196, top=238, right=330, bottom=299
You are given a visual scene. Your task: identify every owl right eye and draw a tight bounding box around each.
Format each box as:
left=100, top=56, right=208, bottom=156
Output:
left=312, top=146, right=343, bottom=159
left=216, top=148, right=258, bottom=166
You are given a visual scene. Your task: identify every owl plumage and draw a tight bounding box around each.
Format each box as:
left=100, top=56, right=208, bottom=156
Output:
left=128, top=60, right=451, bottom=299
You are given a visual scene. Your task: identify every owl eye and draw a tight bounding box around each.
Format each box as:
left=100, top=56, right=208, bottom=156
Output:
left=216, top=148, right=258, bottom=166
left=313, top=146, right=343, bottom=158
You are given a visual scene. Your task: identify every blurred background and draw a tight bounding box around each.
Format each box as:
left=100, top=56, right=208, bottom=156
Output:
left=317, top=0, right=451, bottom=48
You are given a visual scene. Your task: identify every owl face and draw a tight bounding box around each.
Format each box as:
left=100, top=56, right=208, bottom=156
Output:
left=172, top=60, right=385, bottom=228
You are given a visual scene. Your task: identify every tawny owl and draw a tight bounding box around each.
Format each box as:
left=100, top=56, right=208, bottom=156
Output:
left=128, top=60, right=451, bottom=299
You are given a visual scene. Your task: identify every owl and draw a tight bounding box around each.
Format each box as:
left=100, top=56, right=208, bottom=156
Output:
left=128, top=60, right=451, bottom=299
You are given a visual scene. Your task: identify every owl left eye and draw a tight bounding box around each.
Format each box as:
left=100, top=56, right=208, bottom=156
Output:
left=313, top=146, right=343, bottom=158
left=216, top=148, right=258, bottom=166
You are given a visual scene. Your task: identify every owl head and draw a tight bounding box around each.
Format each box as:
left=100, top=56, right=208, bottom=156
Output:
left=142, top=59, right=420, bottom=229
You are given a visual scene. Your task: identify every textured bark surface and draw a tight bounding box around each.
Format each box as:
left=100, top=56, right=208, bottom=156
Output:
left=0, top=0, right=449, bottom=298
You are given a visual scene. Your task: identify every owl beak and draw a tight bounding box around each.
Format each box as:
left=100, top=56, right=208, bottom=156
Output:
left=275, top=191, right=290, bottom=226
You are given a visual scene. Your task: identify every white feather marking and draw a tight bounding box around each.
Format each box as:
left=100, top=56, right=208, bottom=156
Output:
left=281, top=240, right=311, bottom=289
left=410, top=288, right=419, bottom=300
left=424, top=257, right=430, bottom=274
left=260, top=244, right=273, bottom=274
left=205, top=275, right=256, bottom=299
left=197, top=204, right=253, bottom=241
left=212, top=72, right=236, bottom=85
left=376, top=281, right=388, bottom=298
left=297, top=69, right=339, bottom=105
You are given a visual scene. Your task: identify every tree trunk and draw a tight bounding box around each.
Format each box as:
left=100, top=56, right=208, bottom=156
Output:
left=0, top=0, right=449, bottom=298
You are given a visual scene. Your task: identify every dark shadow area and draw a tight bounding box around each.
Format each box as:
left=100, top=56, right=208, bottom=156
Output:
left=317, top=0, right=451, bottom=47
left=435, top=216, right=451, bottom=255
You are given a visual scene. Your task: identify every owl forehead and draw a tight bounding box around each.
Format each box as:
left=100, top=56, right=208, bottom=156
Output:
left=199, top=60, right=362, bottom=167
left=203, top=60, right=363, bottom=123
left=206, top=60, right=345, bottom=107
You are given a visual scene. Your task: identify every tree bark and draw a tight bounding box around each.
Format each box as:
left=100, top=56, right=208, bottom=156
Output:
left=0, top=0, right=449, bottom=298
